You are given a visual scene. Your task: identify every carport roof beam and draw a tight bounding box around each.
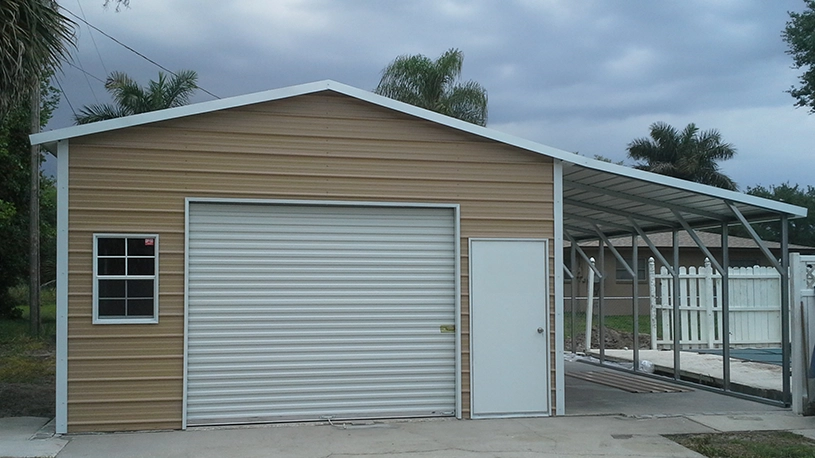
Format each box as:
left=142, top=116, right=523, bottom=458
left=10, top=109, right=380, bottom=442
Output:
left=565, top=179, right=727, bottom=222
left=628, top=217, right=676, bottom=277
left=671, top=209, right=725, bottom=274
left=591, top=223, right=636, bottom=279
left=564, top=198, right=677, bottom=230
left=564, top=232, right=604, bottom=279
left=727, top=202, right=784, bottom=274
left=564, top=212, right=635, bottom=233
left=564, top=224, right=596, bottom=237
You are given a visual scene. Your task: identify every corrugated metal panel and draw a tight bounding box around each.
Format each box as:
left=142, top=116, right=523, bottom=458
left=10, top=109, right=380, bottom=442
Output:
left=186, top=202, right=457, bottom=425
left=65, top=91, right=555, bottom=430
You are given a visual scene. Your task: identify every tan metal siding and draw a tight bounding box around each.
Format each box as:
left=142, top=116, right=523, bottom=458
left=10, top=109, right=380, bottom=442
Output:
left=66, top=91, right=555, bottom=431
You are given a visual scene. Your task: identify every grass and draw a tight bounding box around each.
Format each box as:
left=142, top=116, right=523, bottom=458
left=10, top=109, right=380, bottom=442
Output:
left=564, top=312, right=653, bottom=339
left=0, top=284, right=57, bottom=384
left=667, top=431, right=815, bottom=458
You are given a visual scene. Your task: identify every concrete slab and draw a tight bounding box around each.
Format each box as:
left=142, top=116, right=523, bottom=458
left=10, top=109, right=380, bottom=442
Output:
left=565, top=360, right=786, bottom=417
left=54, top=417, right=713, bottom=458
left=1, top=359, right=809, bottom=457
left=695, top=348, right=783, bottom=366
left=599, top=349, right=783, bottom=392
left=4, top=412, right=814, bottom=457
left=686, top=412, right=815, bottom=432
left=0, top=417, right=68, bottom=458
left=793, top=429, right=815, bottom=441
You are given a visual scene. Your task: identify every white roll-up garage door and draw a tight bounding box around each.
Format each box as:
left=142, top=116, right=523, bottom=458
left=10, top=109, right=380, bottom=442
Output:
left=185, top=202, right=458, bottom=426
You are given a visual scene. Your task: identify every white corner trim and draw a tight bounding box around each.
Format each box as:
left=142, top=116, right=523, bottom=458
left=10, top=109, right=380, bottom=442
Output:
left=182, top=198, right=190, bottom=429
left=553, top=160, right=565, bottom=416
left=453, top=205, right=462, bottom=420
left=55, top=140, right=69, bottom=434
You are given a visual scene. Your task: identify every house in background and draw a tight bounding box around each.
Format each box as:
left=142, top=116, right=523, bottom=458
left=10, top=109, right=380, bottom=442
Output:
left=566, top=233, right=815, bottom=315
left=31, top=80, right=806, bottom=433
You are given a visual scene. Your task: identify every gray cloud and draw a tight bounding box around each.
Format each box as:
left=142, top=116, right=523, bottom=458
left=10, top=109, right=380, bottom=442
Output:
left=49, top=0, right=815, bottom=189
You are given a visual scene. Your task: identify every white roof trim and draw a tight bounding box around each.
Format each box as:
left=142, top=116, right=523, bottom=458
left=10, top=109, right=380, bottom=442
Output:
left=32, top=79, right=806, bottom=219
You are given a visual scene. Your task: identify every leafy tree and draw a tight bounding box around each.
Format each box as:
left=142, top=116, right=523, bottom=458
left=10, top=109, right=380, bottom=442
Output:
left=0, top=0, right=74, bottom=117
left=0, top=80, right=59, bottom=318
left=74, top=70, right=199, bottom=124
left=103, top=0, right=130, bottom=10
left=783, top=0, right=815, bottom=113
left=738, top=183, right=815, bottom=247
left=374, top=48, right=488, bottom=126
left=626, top=122, right=738, bottom=190
left=593, top=154, right=625, bottom=166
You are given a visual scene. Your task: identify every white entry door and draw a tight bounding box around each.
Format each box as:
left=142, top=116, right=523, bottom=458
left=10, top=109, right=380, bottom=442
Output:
left=470, top=239, right=549, bottom=418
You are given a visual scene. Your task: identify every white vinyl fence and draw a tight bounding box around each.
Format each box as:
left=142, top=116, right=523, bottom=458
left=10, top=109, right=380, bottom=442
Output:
left=649, top=258, right=781, bottom=350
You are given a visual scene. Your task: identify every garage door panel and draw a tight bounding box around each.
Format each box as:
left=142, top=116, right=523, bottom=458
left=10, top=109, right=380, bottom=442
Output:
left=186, top=202, right=457, bottom=426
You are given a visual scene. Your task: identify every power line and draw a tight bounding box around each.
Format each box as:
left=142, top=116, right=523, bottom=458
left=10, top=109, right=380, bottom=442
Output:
left=54, top=77, right=77, bottom=118
left=60, top=6, right=221, bottom=100
left=65, top=61, right=106, bottom=84
left=76, top=0, right=109, bottom=76
left=74, top=50, right=100, bottom=103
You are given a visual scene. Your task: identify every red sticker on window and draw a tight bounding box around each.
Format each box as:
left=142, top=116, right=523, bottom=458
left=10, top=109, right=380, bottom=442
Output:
left=145, top=238, right=154, bottom=246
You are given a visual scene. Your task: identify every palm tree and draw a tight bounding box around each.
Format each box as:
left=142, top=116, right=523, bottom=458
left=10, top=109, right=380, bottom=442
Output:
left=0, top=0, right=74, bottom=117
left=74, top=70, right=199, bottom=124
left=374, top=48, right=488, bottom=126
left=626, top=122, right=738, bottom=191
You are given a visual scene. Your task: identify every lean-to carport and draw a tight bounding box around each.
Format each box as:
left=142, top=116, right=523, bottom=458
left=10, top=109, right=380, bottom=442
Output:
left=553, top=156, right=807, bottom=408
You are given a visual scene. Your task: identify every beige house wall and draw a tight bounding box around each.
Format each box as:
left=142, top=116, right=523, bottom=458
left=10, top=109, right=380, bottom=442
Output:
left=65, top=91, right=556, bottom=432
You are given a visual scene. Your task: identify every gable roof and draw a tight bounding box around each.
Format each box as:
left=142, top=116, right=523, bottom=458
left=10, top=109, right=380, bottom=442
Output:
left=31, top=80, right=807, bottom=239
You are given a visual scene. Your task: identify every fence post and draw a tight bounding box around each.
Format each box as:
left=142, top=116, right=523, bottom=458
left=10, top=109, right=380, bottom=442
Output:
left=585, top=257, right=596, bottom=354
left=649, top=257, right=657, bottom=350
left=660, top=266, right=671, bottom=349
left=704, top=258, right=715, bottom=348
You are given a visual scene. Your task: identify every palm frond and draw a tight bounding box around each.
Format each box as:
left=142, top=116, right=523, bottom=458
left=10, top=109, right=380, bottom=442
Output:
left=73, top=103, right=130, bottom=124
left=105, top=71, right=147, bottom=113
left=75, top=69, right=199, bottom=124
left=626, top=121, right=737, bottom=190
left=162, top=70, right=198, bottom=108
left=442, top=81, right=488, bottom=126
left=374, top=48, right=487, bottom=125
left=0, top=0, right=75, bottom=116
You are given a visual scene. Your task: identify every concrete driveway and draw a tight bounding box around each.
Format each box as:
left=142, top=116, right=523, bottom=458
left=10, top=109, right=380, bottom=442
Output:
left=5, top=360, right=815, bottom=457
left=5, top=412, right=815, bottom=458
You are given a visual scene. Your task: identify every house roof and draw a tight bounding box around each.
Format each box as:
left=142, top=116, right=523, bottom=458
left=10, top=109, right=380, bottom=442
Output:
left=31, top=80, right=807, bottom=240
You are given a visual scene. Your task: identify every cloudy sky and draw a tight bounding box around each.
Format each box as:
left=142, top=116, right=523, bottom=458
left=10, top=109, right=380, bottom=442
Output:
left=48, top=0, right=815, bottom=190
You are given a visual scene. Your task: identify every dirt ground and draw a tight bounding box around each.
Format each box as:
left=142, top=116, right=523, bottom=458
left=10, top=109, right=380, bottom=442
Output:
left=0, top=382, right=55, bottom=417
left=569, top=327, right=651, bottom=351
left=0, top=339, right=56, bottom=418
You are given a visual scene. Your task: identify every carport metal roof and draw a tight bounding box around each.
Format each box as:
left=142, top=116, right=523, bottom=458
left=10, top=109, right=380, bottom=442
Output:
left=560, top=158, right=807, bottom=242
left=30, top=79, right=808, bottom=233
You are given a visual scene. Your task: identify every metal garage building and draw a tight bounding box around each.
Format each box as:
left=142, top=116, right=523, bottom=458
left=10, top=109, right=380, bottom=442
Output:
left=31, top=80, right=806, bottom=433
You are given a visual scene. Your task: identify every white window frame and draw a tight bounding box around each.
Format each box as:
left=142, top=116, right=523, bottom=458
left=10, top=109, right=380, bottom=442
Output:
left=93, top=233, right=159, bottom=324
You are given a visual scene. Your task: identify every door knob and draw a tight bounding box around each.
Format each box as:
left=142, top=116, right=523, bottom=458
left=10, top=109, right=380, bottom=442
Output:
left=537, top=327, right=544, bottom=334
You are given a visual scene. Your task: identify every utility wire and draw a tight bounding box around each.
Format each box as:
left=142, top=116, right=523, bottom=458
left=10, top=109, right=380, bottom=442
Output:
left=54, top=77, right=78, bottom=118
left=76, top=0, right=109, bottom=76
left=60, top=6, right=221, bottom=100
left=74, top=50, right=100, bottom=103
left=65, top=61, right=106, bottom=84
